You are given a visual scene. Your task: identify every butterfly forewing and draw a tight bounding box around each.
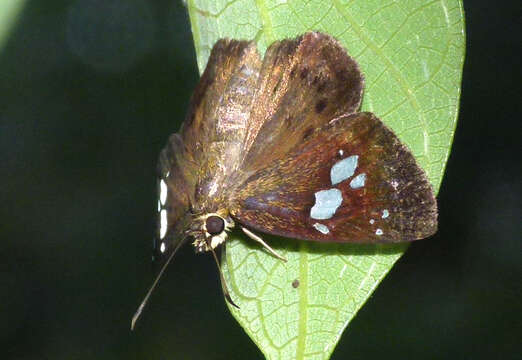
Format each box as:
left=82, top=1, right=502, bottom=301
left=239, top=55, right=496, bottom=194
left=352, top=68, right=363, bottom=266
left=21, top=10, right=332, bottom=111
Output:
left=237, top=32, right=364, bottom=172
left=180, top=39, right=262, bottom=211
left=229, top=112, right=437, bottom=243
left=155, top=39, right=263, bottom=261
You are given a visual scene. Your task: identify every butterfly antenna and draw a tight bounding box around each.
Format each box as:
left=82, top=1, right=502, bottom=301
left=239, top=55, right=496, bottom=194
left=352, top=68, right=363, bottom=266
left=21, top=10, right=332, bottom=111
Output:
left=131, top=239, right=185, bottom=330
left=209, top=243, right=240, bottom=309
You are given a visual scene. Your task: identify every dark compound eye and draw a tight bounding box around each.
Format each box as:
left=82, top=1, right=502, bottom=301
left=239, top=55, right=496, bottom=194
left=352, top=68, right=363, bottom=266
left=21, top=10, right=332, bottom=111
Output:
left=206, top=215, right=224, bottom=235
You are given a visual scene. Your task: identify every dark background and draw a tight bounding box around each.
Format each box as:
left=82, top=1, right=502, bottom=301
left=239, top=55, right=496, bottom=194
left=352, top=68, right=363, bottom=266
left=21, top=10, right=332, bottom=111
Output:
left=1, top=1, right=520, bottom=359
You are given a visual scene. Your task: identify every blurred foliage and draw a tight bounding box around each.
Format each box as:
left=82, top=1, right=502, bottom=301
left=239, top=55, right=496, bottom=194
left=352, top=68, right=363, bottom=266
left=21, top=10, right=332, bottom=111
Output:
left=0, top=0, right=26, bottom=51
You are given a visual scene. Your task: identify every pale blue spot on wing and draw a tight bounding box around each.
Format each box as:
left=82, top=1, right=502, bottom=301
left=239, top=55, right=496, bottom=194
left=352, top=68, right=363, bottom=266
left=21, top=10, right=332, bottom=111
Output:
left=376, top=228, right=383, bottom=236
left=330, top=155, right=358, bottom=185
left=310, top=189, right=343, bottom=220
left=382, top=209, right=389, bottom=219
left=350, top=173, right=366, bottom=189
left=313, top=223, right=330, bottom=234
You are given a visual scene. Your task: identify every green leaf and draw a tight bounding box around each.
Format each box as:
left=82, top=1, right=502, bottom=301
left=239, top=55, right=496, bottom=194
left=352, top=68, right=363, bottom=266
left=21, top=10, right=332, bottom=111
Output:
left=0, top=0, right=27, bottom=52
left=187, top=0, right=465, bottom=359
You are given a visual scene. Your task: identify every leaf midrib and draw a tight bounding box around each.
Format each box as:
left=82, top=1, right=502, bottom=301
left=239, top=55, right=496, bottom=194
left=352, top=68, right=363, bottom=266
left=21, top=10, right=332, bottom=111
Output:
left=254, top=0, right=275, bottom=44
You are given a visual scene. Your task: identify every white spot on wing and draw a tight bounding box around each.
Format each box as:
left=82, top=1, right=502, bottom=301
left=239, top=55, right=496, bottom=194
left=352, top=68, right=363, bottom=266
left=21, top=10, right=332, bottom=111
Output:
left=157, top=200, right=161, bottom=212
left=160, top=209, right=167, bottom=239
left=370, top=219, right=375, bottom=224
left=376, top=228, right=383, bottom=236
left=350, top=173, right=366, bottom=189
left=310, top=189, right=343, bottom=220
left=159, top=179, right=168, bottom=205
left=330, top=155, right=358, bottom=185
left=338, top=149, right=344, bottom=156
left=382, top=209, right=389, bottom=219
left=160, top=242, right=166, bottom=253
left=313, top=223, right=330, bottom=234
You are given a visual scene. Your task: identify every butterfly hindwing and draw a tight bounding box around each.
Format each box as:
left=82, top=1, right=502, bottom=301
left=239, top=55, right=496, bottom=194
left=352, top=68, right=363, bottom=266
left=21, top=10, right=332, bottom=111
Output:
left=154, top=134, right=196, bottom=262
left=229, top=112, right=437, bottom=243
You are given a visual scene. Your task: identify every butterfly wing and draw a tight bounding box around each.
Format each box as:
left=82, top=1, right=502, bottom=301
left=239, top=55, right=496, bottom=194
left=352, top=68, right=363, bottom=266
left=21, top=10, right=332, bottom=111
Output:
left=238, top=31, right=364, bottom=172
left=181, top=32, right=364, bottom=211
left=229, top=113, right=437, bottom=243
left=180, top=38, right=262, bottom=211
left=155, top=38, right=265, bottom=261
left=154, top=133, right=197, bottom=261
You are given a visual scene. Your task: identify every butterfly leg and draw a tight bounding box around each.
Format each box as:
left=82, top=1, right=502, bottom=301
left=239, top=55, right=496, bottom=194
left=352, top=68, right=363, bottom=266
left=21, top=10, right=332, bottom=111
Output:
left=241, top=227, right=288, bottom=262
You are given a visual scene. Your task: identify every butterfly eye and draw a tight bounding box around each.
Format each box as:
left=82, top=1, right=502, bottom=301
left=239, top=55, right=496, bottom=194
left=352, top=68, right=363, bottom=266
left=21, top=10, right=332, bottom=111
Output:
left=206, top=215, right=225, bottom=235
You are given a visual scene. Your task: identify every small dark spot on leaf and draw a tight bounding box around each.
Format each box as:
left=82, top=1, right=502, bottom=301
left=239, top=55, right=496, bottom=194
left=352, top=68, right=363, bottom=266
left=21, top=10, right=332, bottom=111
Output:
left=292, top=279, right=300, bottom=288
left=315, top=99, right=327, bottom=113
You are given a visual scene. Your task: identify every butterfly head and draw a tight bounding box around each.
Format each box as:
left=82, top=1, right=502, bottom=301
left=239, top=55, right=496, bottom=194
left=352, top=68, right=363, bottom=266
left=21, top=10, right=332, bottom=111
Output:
left=186, top=211, right=235, bottom=253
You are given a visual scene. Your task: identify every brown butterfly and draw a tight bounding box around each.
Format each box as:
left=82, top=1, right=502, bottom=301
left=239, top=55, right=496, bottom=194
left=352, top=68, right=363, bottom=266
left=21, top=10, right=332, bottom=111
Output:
left=131, top=32, right=437, bottom=329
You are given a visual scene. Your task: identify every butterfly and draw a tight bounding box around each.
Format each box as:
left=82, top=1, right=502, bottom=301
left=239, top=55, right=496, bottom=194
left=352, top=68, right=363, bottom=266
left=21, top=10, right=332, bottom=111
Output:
left=131, top=32, right=437, bottom=329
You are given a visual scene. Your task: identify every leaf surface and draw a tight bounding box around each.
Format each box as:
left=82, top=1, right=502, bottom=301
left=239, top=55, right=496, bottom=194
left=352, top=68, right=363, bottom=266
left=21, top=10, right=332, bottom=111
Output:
left=187, top=1, right=465, bottom=358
